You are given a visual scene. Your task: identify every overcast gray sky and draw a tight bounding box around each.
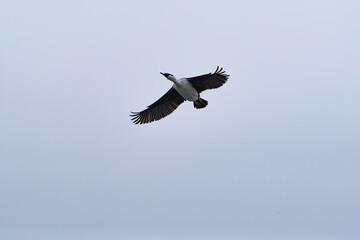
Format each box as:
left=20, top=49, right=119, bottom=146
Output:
left=1, top=0, right=360, bottom=239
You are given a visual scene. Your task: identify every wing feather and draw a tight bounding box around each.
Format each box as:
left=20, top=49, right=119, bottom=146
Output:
left=130, top=88, right=185, bottom=125
left=187, top=66, right=229, bottom=93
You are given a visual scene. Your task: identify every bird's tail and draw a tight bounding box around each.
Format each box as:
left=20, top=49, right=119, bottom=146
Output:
left=193, top=98, right=208, bottom=109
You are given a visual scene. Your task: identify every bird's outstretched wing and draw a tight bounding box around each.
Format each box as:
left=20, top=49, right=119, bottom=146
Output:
left=187, top=66, right=229, bottom=93
left=130, top=88, right=185, bottom=124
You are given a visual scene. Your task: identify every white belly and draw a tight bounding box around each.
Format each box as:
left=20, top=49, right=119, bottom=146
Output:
left=173, top=79, right=199, bottom=102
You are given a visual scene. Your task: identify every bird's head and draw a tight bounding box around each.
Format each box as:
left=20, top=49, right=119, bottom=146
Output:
left=160, top=72, right=176, bottom=82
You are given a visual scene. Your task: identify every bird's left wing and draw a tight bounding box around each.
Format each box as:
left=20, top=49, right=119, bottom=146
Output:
left=130, top=87, right=185, bottom=124
left=187, top=66, right=229, bottom=93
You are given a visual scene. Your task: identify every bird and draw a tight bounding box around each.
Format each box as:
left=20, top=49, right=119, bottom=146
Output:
left=130, top=66, right=229, bottom=125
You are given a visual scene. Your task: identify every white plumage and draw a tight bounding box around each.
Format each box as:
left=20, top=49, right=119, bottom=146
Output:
left=172, top=77, right=199, bottom=102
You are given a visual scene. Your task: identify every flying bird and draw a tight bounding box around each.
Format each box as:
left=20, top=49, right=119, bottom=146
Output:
left=130, top=66, right=229, bottom=124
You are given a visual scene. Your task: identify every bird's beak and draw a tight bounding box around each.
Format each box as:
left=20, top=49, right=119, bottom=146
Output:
left=160, top=72, right=165, bottom=75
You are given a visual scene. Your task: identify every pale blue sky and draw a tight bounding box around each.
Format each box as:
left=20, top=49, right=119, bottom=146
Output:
left=1, top=0, right=359, bottom=239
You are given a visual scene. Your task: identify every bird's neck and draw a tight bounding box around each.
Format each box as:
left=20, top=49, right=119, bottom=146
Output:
left=168, top=75, right=178, bottom=83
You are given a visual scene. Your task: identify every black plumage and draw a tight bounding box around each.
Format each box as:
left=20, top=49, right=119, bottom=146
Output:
left=130, top=88, right=184, bottom=125
left=187, top=66, right=229, bottom=93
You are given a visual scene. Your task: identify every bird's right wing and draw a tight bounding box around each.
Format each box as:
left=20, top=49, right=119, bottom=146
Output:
left=130, top=87, right=185, bottom=124
left=187, top=66, right=229, bottom=93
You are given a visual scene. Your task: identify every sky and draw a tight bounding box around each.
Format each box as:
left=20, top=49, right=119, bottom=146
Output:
left=1, top=0, right=360, bottom=239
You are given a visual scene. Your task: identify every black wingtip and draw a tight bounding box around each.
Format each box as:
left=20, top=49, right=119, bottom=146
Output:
left=214, top=66, right=223, bottom=73
left=129, top=111, right=138, bottom=117
left=130, top=112, right=140, bottom=124
left=214, top=66, right=228, bottom=77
